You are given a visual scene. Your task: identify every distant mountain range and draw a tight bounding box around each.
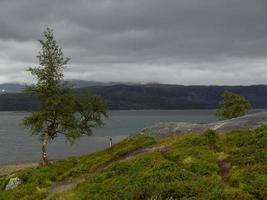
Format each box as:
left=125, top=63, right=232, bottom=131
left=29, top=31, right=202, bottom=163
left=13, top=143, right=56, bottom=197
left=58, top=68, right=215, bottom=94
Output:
left=0, top=80, right=125, bottom=93
left=1, top=83, right=267, bottom=111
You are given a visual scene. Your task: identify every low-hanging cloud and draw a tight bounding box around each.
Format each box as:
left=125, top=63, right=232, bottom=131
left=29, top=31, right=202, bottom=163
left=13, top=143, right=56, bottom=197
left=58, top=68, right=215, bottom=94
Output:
left=0, top=0, right=266, bottom=85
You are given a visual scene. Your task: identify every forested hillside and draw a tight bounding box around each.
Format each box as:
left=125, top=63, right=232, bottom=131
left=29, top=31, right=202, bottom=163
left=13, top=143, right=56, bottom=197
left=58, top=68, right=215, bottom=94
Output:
left=1, top=84, right=267, bottom=111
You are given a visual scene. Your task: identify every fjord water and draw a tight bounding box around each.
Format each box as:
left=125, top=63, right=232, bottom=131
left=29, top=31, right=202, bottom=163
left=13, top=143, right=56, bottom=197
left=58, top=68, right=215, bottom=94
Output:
left=0, top=110, right=262, bottom=164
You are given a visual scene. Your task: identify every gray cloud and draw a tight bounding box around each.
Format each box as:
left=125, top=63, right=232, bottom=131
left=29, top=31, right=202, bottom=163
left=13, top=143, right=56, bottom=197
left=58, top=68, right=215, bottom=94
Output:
left=0, top=0, right=267, bottom=84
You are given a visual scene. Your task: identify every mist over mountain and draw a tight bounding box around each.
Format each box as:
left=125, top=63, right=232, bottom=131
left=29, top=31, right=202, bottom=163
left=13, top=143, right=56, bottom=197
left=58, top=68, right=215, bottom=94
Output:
left=0, top=80, right=133, bottom=93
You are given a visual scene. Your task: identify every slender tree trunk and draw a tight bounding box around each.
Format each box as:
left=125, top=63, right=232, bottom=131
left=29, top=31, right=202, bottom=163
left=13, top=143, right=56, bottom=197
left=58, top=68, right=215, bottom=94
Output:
left=41, top=133, right=49, bottom=165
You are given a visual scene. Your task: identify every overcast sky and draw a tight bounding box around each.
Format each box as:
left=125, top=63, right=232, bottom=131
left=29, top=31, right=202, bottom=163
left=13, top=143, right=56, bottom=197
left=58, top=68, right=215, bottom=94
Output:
left=0, top=0, right=266, bottom=85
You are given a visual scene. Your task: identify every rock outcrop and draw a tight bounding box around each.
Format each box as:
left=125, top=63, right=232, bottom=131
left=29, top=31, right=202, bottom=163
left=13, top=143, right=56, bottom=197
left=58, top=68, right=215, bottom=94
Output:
left=141, top=111, right=267, bottom=137
left=5, top=177, right=23, bottom=190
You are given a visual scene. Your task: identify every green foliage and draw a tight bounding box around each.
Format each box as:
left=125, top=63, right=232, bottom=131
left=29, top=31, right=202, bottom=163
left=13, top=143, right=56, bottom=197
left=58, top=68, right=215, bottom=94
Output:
left=23, top=28, right=107, bottom=163
left=229, top=164, right=267, bottom=199
left=75, top=93, right=107, bottom=136
left=203, top=129, right=218, bottom=149
left=218, top=126, right=267, bottom=199
left=216, top=90, right=251, bottom=120
left=1, top=127, right=266, bottom=199
left=224, top=188, right=254, bottom=200
left=59, top=134, right=156, bottom=178
left=0, top=135, right=155, bottom=200
left=133, top=178, right=221, bottom=200
left=164, top=134, right=219, bottom=176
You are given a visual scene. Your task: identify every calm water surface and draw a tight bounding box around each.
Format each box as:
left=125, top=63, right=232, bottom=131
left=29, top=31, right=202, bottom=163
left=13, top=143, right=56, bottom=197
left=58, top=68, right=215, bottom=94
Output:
left=0, top=110, right=264, bottom=164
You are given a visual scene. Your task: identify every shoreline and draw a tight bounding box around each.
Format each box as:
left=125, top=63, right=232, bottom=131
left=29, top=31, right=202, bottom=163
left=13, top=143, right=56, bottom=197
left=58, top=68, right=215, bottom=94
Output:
left=0, top=162, right=38, bottom=176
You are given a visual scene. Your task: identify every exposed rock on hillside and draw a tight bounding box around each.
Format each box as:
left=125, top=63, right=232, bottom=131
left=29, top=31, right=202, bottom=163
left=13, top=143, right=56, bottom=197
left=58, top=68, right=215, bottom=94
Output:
left=142, top=112, right=267, bottom=137
left=5, top=177, right=23, bottom=190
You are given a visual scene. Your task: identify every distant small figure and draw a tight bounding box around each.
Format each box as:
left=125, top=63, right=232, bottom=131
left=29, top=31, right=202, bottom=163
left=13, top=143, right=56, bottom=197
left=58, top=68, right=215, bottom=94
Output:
left=109, top=137, right=113, bottom=147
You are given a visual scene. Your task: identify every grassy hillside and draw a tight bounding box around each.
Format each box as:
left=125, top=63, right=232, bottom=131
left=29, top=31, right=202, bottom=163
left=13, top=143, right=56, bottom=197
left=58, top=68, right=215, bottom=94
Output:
left=0, top=127, right=266, bottom=200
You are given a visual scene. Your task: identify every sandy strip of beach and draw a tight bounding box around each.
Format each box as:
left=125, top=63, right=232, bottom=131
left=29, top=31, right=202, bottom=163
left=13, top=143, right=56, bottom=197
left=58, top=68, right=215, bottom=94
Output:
left=0, top=162, right=38, bottom=176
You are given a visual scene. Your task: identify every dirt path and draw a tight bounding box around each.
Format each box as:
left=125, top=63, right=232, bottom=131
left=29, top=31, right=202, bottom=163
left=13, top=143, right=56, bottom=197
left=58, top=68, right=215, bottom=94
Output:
left=96, top=145, right=166, bottom=172
left=45, top=145, right=166, bottom=199
left=218, top=160, right=231, bottom=182
left=44, top=176, right=86, bottom=200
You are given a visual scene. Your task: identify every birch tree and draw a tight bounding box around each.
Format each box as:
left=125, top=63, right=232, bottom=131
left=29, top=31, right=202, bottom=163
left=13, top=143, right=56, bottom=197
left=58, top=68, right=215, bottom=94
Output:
left=24, top=28, right=107, bottom=165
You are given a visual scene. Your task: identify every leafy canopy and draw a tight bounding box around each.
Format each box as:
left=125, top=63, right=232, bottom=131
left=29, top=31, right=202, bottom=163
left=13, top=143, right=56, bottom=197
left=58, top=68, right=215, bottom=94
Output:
left=216, top=91, right=251, bottom=120
left=24, top=27, right=107, bottom=143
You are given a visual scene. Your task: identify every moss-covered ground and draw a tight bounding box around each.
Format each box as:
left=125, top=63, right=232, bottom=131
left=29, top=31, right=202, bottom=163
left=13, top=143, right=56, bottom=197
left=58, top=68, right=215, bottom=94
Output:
left=0, top=126, right=266, bottom=200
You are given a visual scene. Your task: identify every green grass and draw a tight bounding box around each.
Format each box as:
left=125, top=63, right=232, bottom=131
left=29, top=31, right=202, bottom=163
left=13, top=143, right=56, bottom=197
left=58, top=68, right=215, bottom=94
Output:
left=0, top=134, right=155, bottom=200
left=0, top=126, right=266, bottom=200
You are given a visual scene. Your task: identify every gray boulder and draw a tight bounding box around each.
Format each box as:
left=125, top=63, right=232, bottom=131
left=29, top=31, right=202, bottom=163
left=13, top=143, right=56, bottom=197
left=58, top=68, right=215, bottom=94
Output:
left=141, top=111, right=267, bottom=137
left=208, top=111, right=267, bottom=132
left=5, top=177, right=23, bottom=190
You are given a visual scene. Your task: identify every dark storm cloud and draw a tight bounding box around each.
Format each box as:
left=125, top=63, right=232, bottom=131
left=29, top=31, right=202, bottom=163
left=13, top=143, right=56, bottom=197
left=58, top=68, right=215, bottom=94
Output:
left=0, top=0, right=267, bottom=84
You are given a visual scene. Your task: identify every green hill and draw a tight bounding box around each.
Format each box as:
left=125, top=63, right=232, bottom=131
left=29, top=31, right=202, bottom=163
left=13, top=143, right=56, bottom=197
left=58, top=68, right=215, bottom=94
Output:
left=0, top=127, right=266, bottom=200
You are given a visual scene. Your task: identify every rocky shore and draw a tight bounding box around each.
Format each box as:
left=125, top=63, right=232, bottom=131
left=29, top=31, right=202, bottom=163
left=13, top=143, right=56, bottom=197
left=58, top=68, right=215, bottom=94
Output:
left=0, top=163, right=38, bottom=176
left=2, top=112, right=267, bottom=177
left=142, top=111, right=267, bottom=137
